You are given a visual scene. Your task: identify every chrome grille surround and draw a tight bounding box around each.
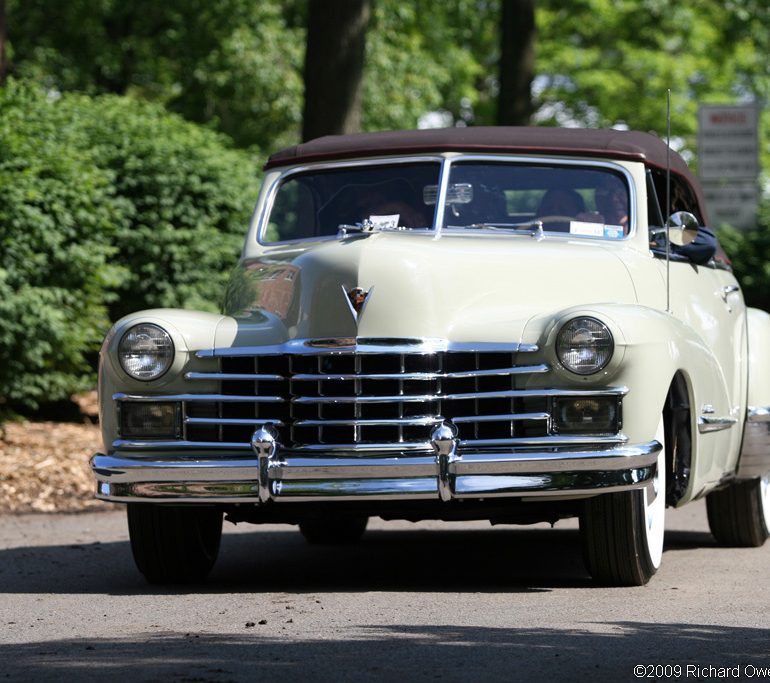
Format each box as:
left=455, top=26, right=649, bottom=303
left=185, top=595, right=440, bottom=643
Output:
left=113, top=337, right=626, bottom=452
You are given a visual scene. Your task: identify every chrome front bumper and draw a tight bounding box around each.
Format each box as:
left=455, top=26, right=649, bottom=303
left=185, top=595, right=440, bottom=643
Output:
left=92, top=422, right=661, bottom=503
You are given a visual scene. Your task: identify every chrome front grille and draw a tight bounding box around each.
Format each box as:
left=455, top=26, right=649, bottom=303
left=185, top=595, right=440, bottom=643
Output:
left=184, top=343, right=548, bottom=448
left=115, top=338, right=626, bottom=452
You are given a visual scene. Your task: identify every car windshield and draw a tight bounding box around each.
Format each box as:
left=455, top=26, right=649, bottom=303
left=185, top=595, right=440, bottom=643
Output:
left=264, top=162, right=440, bottom=242
left=444, top=162, right=630, bottom=238
left=262, top=159, right=630, bottom=243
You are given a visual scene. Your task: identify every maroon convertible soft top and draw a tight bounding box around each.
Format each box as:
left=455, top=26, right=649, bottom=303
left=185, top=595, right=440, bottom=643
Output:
left=266, top=126, right=707, bottom=223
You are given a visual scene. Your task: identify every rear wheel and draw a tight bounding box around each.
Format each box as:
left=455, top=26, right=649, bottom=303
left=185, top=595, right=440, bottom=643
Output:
left=299, top=515, right=368, bottom=544
left=580, top=418, right=666, bottom=586
left=127, top=504, right=223, bottom=584
left=706, top=474, right=770, bottom=547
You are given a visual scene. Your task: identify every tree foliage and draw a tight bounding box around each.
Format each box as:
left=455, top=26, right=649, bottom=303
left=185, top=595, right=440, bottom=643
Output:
left=6, top=0, right=305, bottom=150
left=0, top=81, right=257, bottom=408
left=8, top=0, right=766, bottom=166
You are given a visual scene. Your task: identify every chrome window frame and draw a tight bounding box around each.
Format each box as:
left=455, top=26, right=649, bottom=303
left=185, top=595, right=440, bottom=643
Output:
left=256, top=153, right=638, bottom=245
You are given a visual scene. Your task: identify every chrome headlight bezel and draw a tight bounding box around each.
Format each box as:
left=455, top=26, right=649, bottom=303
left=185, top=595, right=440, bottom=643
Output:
left=556, top=316, right=614, bottom=375
left=118, top=323, right=175, bottom=381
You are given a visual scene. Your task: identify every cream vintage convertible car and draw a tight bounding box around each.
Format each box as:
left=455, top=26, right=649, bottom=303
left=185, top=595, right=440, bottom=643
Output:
left=92, top=127, right=770, bottom=586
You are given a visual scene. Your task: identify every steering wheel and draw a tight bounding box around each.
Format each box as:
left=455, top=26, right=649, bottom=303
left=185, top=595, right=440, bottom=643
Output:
left=536, top=215, right=574, bottom=225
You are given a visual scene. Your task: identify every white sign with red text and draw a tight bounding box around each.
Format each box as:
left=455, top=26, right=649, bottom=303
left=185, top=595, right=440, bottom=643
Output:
left=698, top=104, right=760, bottom=228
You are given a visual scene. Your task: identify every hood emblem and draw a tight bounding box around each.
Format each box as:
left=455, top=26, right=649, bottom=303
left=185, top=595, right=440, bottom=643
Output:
left=342, top=285, right=374, bottom=323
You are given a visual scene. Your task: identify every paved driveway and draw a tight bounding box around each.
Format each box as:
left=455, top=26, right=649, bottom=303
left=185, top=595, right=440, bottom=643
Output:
left=0, top=500, right=768, bottom=681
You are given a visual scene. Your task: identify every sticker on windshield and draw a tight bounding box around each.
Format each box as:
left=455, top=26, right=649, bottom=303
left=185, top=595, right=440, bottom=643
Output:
left=369, top=214, right=400, bottom=229
left=569, top=220, right=624, bottom=239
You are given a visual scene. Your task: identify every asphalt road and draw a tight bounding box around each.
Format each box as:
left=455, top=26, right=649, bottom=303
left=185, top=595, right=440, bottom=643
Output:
left=0, top=500, right=768, bottom=682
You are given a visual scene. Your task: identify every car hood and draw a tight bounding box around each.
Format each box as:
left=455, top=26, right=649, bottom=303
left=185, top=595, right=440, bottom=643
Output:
left=219, top=232, right=638, bottom=347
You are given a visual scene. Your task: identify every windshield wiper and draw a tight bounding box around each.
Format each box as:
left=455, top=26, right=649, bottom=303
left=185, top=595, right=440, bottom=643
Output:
left=446, top=221, right=544, bottom=238
left=337, top=220, right=376, bottom=238
left=337, top=220, right=430, bottom=238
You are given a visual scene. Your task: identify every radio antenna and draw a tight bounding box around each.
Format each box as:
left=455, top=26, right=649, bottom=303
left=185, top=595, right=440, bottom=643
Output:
left=666, top=89, right=671, bottom=313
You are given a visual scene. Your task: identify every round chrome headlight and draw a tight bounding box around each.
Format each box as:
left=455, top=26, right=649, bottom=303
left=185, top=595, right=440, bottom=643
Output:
left=118, top=323, right=174, bottom=380
left=556, top=317, right=613, bottom=375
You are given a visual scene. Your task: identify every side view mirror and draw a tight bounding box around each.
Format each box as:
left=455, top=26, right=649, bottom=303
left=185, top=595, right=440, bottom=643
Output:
left=666, top=211, right=699, bottom=246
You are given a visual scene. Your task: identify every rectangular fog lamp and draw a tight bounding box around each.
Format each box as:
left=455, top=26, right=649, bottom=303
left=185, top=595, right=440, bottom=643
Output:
left=120, top=401, right=181, bottom=439
left=552, top=397, right=620, bottom=435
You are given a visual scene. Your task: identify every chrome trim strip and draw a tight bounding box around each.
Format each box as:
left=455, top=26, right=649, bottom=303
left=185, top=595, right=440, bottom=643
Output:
left=697, top=415, right=738, bottom=433
left=287, top=442, right=434, bottom=453
left=452, top=412, right=549, bottom=423
left=459, top=434, right=628, bottom=448
left=272, top=456, right=438, bottom=479
left=454, top=441, right=658, bottom=473
left=290, top=364, right=549, bottom=381
left=195, top=338, right=539, bottom=358
left=185, top=372, right=283, bottom=381
left=113, top=439, right=253, bottom=450
left=185, top=417, right=285, bottom=427
left=292, top=386, right=628, bottom=404
left=293, top=417, right=443, bottom=427
left=113, top=392, right=284, bottom=403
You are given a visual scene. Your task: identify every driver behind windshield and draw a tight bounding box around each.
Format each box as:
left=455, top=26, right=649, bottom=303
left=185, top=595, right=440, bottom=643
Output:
left=349, top=180, right=426, bottom=229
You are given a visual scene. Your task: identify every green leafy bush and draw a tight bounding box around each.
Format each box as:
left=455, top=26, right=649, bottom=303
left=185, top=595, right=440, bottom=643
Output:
left=0, top=80, right=259, bottom=408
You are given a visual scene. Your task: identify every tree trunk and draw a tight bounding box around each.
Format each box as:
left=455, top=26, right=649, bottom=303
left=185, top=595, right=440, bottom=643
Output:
left=0, top=0, right=7, bottom=85
left=497, top=0, right=536, bottom=126
left=302, top=0, right=371, bottom=142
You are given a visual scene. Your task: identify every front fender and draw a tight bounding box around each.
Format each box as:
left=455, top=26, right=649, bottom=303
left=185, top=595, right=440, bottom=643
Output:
left=99, top=309, right=228, bottom=453
left=522, top=303, right=731, bottom=499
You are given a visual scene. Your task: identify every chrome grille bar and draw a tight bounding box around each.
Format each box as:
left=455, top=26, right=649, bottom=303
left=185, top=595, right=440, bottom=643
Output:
left=452, top=412, right=549, bottom=423
left=114, top=392, right=284, bottom=403
left=289, top=364, right=549, bottom=381
left=196, top=338, right=540, bottom=357
left=294, top=417, right=443, bottom=427
left=292, top=387, right=628, bottom=404
left=185, top=372, right=283, bottom=381
left=185, top=417, right=285, bottom=426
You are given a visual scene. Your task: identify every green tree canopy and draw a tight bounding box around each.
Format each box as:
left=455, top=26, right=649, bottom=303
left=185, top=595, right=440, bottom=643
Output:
left=7, top=0, right=768, bottom=169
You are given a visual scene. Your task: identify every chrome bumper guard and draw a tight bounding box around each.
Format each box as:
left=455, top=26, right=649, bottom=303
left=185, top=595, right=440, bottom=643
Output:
left=92, top=421, right=662, bottom=503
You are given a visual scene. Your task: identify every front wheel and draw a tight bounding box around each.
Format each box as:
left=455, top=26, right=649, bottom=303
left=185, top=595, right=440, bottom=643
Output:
left=706, top=474, right=770, bottom=547
left=580, top=418, right=666, bottom=586
left=127, top=504, right=223, bottom=584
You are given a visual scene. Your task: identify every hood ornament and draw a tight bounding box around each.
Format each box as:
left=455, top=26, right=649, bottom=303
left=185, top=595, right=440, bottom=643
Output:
left=342, top=285, right=374, bottom=323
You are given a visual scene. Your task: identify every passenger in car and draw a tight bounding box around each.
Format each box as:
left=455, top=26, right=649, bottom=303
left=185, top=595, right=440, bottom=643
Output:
left=536, top=188, right=586, bottom=218
left=594, top=182, right=629, bottom=229
left=535, top=188, right=586, bottom=232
